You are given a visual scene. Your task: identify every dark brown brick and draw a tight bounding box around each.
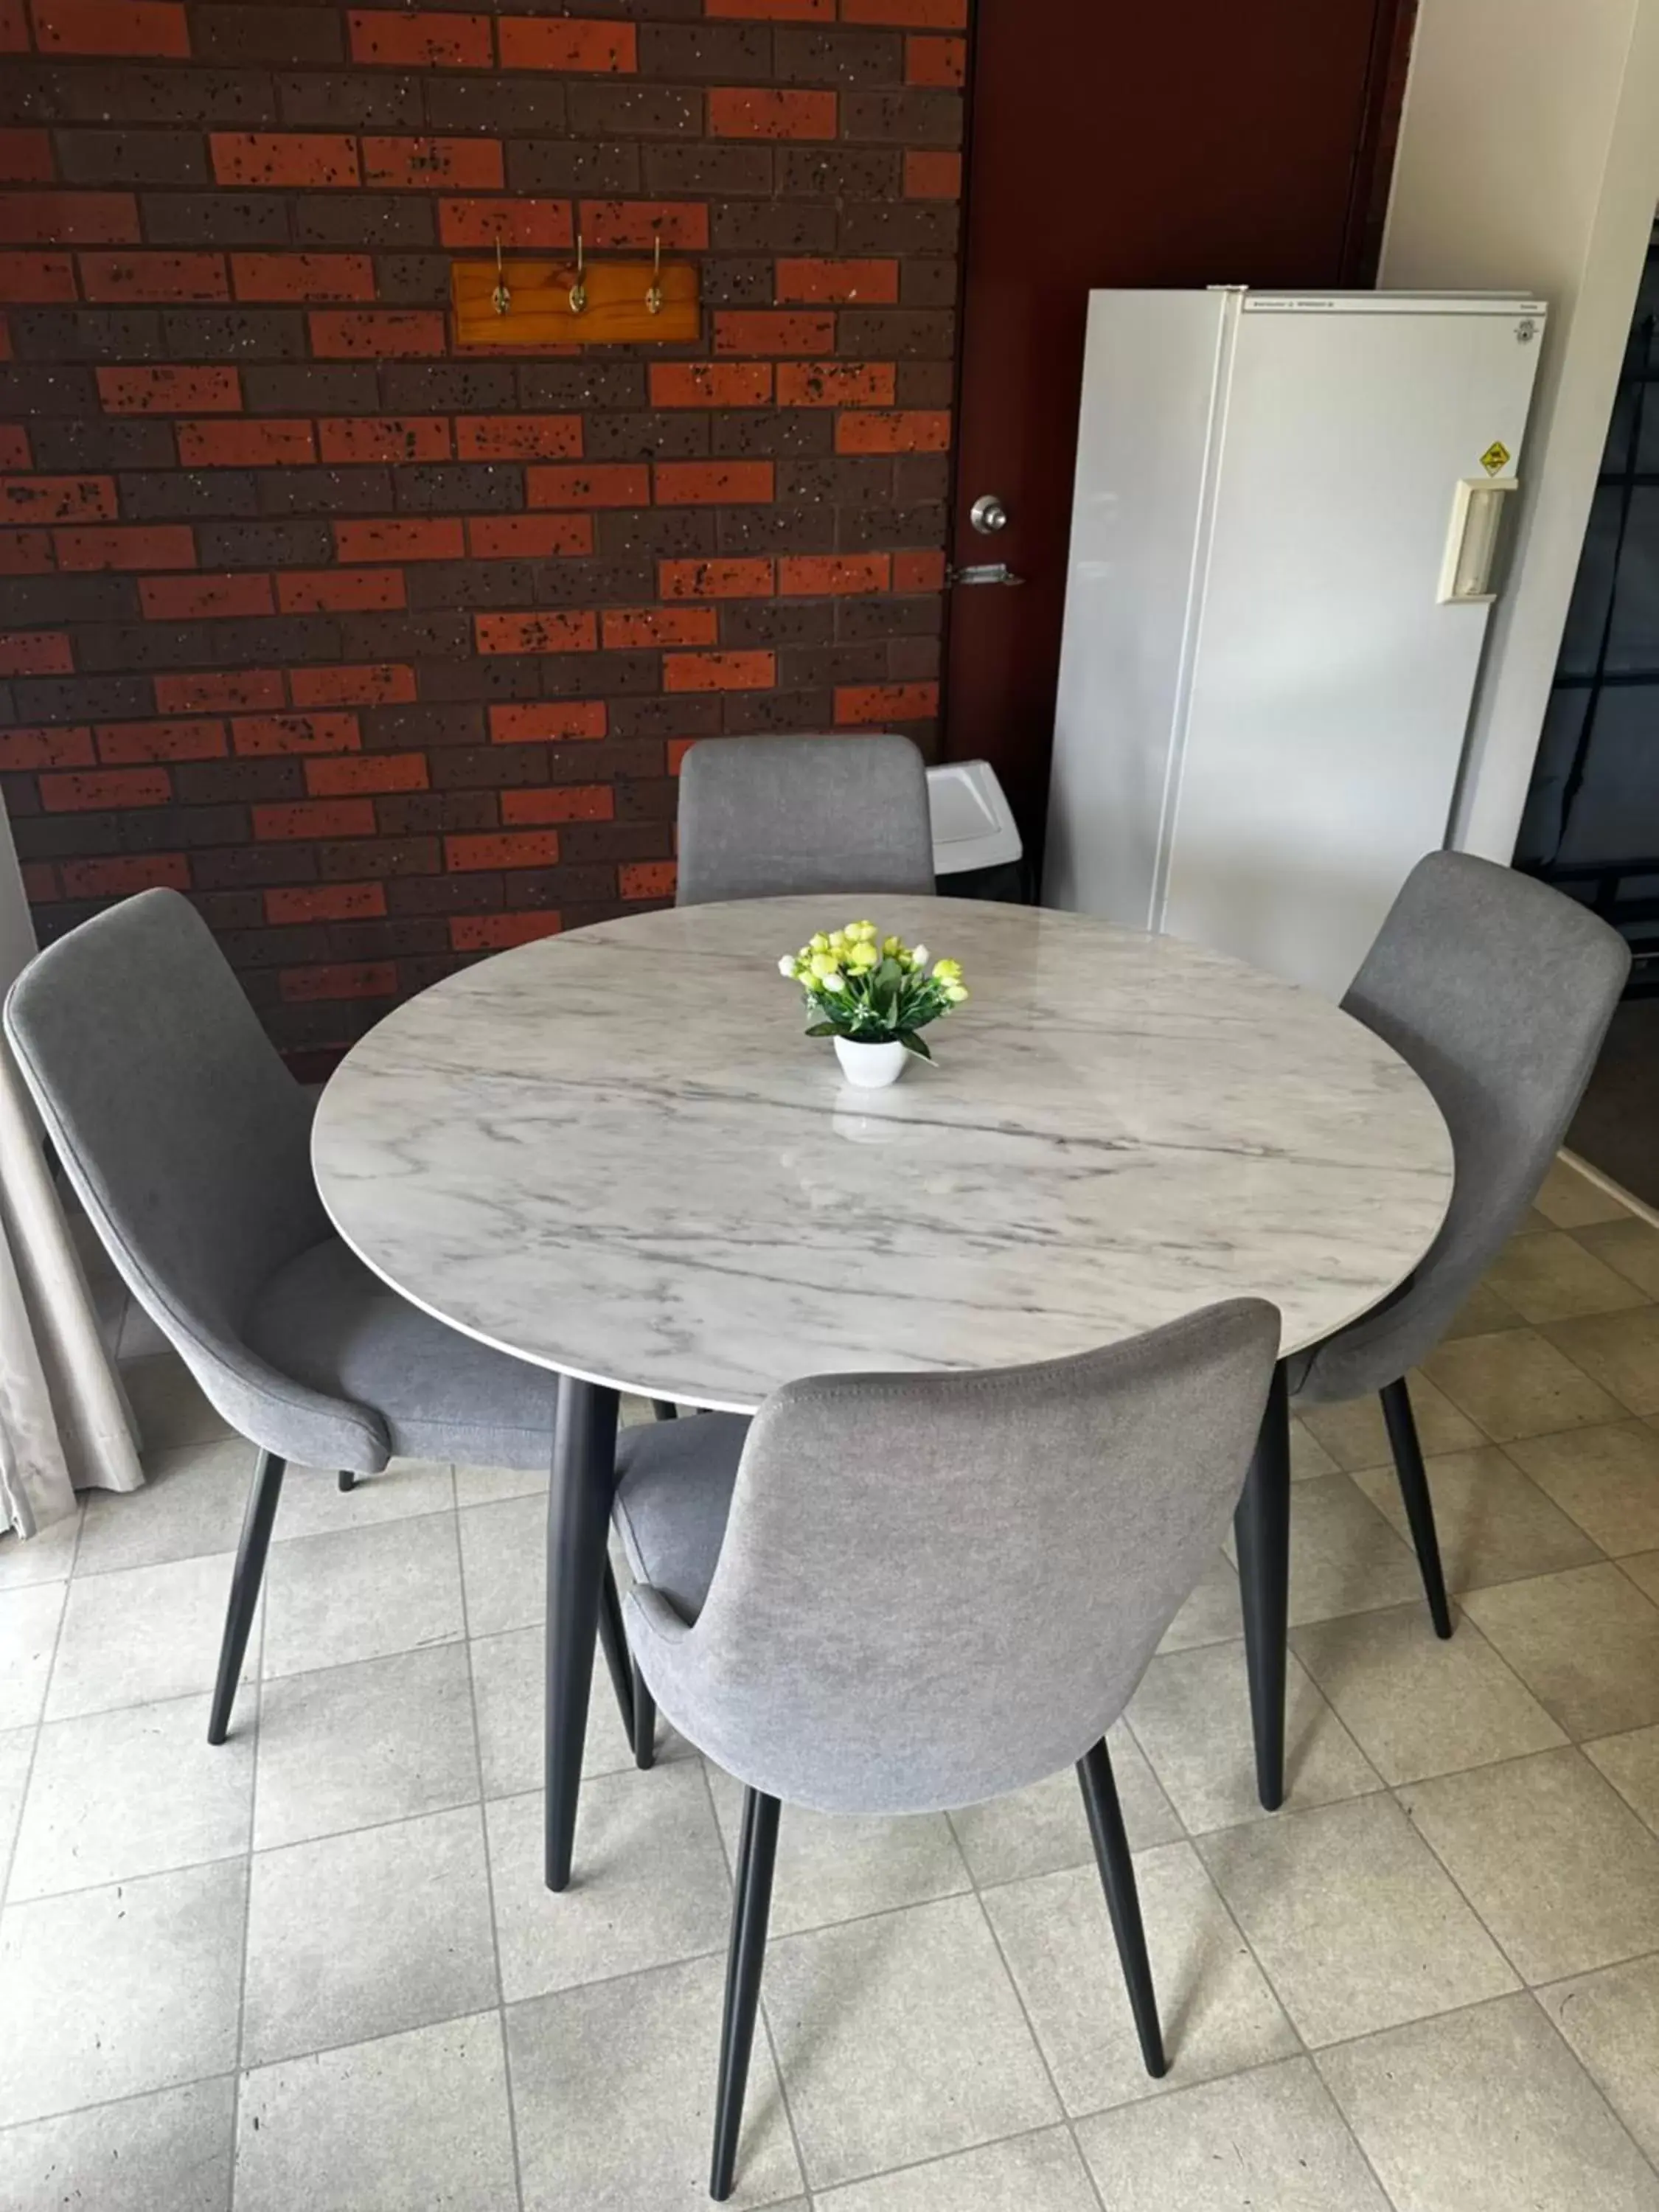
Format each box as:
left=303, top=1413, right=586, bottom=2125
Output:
left=423, top=77, right=568, bottom=138
left=841, top=88, right=961, bottom=145
left=567, top=83, right=701, bottom=139
left=505, top=137, right=639, bottom=196
left=776, top=146, right=900, bottom=198
left=392, top=463, right=524, bottom=514
left=159, top=307, right=307, bottom=358
left=838, top=305, right=953, bottom=357
left=293, top=195, right=434, bottom=249
left=710, top=198, right=835, bottom=252
left=839, top=199, right=957, bottom=254
left=710, top=411, right=833, bottom=458
left=771, top=27, right=903, bottom=86
left=515, top=361, right=646, bottom=411
left=243, top=363, right=380, bottom=413
left=641, top=142, right=769, bottom=195
left=139, top=191, right=290, bottom=245
left=637, top=23, right=771, bottom=81
left=0, top=364, right=97, bottom=414
left=57, top=131, right=208, bottom=187
left=10, top=307, right=163, bottom=360
left=31, top=418, right=173, bottom=470
left=275, top=71, right=422, bottom=131
left=3, top=66, right=278, bottom=131
left=583, top=412, right=710, bottom=462
left=197, top=518, right=334, bottom=568
left=195, top=8, right=346, bottom=66
left=254, top=467, right=394, bottom=515
left=119, top=469, right=260, bottom=518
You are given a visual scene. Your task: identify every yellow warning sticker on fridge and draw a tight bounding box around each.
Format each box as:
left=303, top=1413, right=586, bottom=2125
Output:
left=1480, top=441, right=1511, bottom=476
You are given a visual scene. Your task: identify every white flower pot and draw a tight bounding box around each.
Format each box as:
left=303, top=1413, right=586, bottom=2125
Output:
left=833, top=1035, right=909, bottom=1088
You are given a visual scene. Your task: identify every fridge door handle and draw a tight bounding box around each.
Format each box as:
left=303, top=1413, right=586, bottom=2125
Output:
left=1437, top=476, right=1519, bottom=605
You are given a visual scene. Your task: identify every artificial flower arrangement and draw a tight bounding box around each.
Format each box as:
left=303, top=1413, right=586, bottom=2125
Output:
left=778, top=919, right=968, bottom=1087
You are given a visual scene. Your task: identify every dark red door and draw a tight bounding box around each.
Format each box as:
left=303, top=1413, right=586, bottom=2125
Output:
left=945, top=0, right=1413, bottom=851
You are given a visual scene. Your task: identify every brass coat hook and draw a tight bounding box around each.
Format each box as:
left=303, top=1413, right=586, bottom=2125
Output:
left=568, top=233, right=587, bottom=316
left=645, top=229, right=664, bottom=317
left=492, top=238, right=511, bottom=316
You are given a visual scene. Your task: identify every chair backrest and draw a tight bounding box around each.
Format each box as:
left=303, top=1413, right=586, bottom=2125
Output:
left=627, top=1298, right=1280, bottom=1815
left=4, top=889, right=385, bottom=1465
left=675, top=733, right=936, bottom=906
left=1301, top=851, right=1631, bottom=1401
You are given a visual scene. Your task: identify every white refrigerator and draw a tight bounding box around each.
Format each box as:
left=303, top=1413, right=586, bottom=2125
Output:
left=1042, top=288, right=1547, bottom=998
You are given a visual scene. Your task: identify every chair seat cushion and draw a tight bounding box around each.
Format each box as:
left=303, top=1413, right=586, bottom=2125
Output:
left=247, top=1235, right=564, bottom=1470
left=613, top=1412, right=750, bottom=1623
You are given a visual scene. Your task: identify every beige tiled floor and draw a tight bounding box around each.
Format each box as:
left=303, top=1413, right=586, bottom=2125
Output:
left=6, top=1160, right=1659, bottom=2208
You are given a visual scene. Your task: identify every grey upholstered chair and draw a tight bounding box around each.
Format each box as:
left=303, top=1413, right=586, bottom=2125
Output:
left=1291, top=852, right=1630, bottom=1635
left=4, top=888, right=635, bottom=1745
left=612, top=1298, right=1281, bottom=2199
left=675, top=733, right=936, bottom=908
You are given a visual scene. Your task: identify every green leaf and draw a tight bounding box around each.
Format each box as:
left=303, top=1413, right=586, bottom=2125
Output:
left=898, top=1030, right=933, bottom=1060
left=804, top=1020, right=841, bottom=1037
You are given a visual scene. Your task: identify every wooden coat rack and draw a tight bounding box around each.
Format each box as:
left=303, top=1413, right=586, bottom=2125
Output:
left=451, top=237, right=700, bottom=348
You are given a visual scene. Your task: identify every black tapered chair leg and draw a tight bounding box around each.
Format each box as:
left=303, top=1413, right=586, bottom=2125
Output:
left=597, top=1559, right=636, bottom=1739
left=631, top=1660, right=656, bottom=1770
left=650, top=1400, right=678, bottom=1422
left=207, top=1448, right=285, bottom=1745
left=1077, top=1739, right=1166, bottom=2079
left=711, top=1788, right=779, bottom=2202
left=337, top=1469, right=356, bottom=1492
left=1380, top=1376, right=1453, bottom=1638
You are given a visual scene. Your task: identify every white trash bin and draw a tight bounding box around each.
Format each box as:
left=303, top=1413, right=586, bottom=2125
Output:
left=925, top=759, right=1026, bottom=902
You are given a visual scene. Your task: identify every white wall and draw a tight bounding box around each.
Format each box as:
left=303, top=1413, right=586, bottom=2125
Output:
left=1380, top=0, right=1659, bottom=859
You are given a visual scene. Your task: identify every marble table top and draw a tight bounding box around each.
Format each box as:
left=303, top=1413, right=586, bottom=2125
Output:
left=313, top=895, right=1454, bottom=1411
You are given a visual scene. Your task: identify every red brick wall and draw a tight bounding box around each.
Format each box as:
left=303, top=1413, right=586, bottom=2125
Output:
left=0, top=0, right=964, bottom=1062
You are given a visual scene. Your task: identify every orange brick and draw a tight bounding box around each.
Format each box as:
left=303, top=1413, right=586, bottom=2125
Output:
left=0, top=1, right=23, bottom=47
left=0, top=251, right=74, bottom=301
left=650, top=361, right=771, bottom=408
left=709, top=88, right=835, bottom=139
left=305, top=751, right=428, bottom=796
left=658, top=557, right=774, bottom=599
left=229, top=252, right=374, bottom=302
left=835, top=680, right=940, bottom=724
left=904, top=149, right=961, bottom=198
left=310, top=310, right=446, bottom=357
left=176, top=418, right=314, bottom=467
left=0, top=629, right=71, bottom=672
left=776, top=258, right=898, bottom=305
left=253, top=797, right=377, bottom=840
left=348, top=9, right=491, bottom=66
left=602, top=605, right=717, bottom=649
left=20, top=861, right=55, bottom=900
left=450, top=911, right=563, bottom=952
left=54, top=524, right=192, bottom=570
left=95, top=717, right=224, bottom=763
left=437, top=197, right=571, bottom=249
left=97, top=365, right=240, bottom=413
left=776, top=360, right=896, bottom=407
left=0, top=191, right=136, bottom=243
left=0, top=527, right=50, bottom=571
left=488, top=700, right=607, bottom=743
left=276, top=569, right=405, bottom=613
left=78, top=251, right=226, bottom=302
left=31, top=0, right=189, bottom=55
left=475, top=610, right=599, bottom=655
left=714, top=310, right=832, bottom=356
left=445, top=829, right=561, bottom=871
left=210, top=135, right=358, bottom=189
left=335, top=517, right=466, bottom=563
left=525, top=463, right=649, bottom=509
left=265, top=881, right=387, bottom=924
left=318, top=416, right=451, bottom=464
left=578, top=200, right=709, bottom=250
left=619, top=859, right=676, bottom=900
left=905, top=32, right=966, bottom=83
left=60, top=852, right=189, bottom=896
left=664, top=650, right=774, bottom=692
left=653, top=460, right=773, bottom=505
left=289, top=664, right=417, bottom=708
left=496, top=15, right=636, bottom=69
left=363, top=136, right=504, bottom=191
left=667, top=737, right=698, bottom=773
left=0, top=131, right=54, bottom=184
left=835, top=409, right=950, bottom=454
left=0, top=723, right=92, bottom=770
left=0, top=426, right=26, bottom=468
left=155, top=668, right=283, bottom=712
left=233, top=712, right=361, bottom=757
left=0, top=473, right=114, bottom=522
left=893, top=548, right=946, bottom=591
left=779, top=553, right=891, bottom=596
left=468, top=513, right=593, bottom=559
left=843, top=0, right=964, bottom=20
left=41, top=765, right=170, bottom=810
left=280, top=961, right=397, bottom=1002
left=456, top=414, right=582, bottom=460
left=501, top=784, right=613, bottom=825
left=139, top=573, right=271, bottom=619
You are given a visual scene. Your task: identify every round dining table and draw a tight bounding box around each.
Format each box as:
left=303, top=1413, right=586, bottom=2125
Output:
left=313, top=894, right=1454, bottom=1891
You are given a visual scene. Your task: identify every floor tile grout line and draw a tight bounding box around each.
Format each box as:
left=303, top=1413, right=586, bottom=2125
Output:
left=1516, top=1980, right=1659, bottom=2194
left=1, top=1493, right=86, bottom=1917
left=449, top=1472, right=527, bottom=2212
left=0, top=2067, right=242, bottom=2145
left=695, top=1752, right=816, bottom=2205
left=226, top=1549, right=266, bottom=2212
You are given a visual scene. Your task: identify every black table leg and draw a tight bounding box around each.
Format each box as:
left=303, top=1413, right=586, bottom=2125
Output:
left=1233, top=1358, right=1290, bottom=1812
left=545, top=1373, right=620, bottom=1893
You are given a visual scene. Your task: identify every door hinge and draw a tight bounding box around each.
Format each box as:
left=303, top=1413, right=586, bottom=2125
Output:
left=947, top=562, right=1025, bottom=588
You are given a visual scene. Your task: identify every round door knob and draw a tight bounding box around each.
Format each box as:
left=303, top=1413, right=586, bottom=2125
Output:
left=970, top=494, right=1008, bottom=535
